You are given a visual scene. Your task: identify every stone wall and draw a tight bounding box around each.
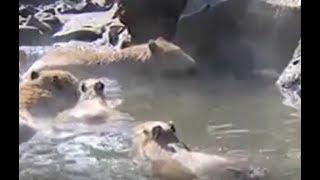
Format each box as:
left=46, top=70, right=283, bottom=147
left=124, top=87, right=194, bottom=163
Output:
left=276, top=39, right=301, bottom=110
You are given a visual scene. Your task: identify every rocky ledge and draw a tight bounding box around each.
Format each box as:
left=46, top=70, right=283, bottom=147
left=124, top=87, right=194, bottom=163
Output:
left=19, top=0, right=130, bottom=47
left=276, top=39, right=301, bottom=110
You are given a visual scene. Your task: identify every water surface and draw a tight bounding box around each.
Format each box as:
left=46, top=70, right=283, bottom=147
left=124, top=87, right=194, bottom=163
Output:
left=19, top=74, right=300, bottom=180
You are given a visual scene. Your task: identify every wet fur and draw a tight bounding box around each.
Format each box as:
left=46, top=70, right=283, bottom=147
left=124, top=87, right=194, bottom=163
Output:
left=55, top=78, right=130, bottom=125
left=19, top=70, right=80, bottom=119
left=133, top=121, right=268, bottom=180
left=23, top=37, right=196, bottom=83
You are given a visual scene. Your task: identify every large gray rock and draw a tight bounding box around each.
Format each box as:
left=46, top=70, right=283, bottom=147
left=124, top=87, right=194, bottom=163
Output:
left=270, top=0, right=301, bottom=110
left=183, top=0, right=301, bottom=17
left=19, top=4, right=38, bottom=17
left=183, top=0, right=222, bottom=15
left=174, top=0, right=301, bottom=78
left=92, top=19, right=131, bottom=49
left=19, top=25, right=44, bottom=46
left=53, top=4, right=119, bottom=41
left=34, top=11, right=63, bottom=32
left=276, top=39, right=301, bottom=110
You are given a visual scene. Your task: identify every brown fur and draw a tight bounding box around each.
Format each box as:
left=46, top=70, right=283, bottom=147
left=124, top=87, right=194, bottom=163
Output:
left=78, top=78, right=107, bottom=102
left=133, top=121, right=268, bottom=180
left=23, top=37, right=196, bottom=82
left=19, top=70, right=80, bottom=119
left=133, top=121, right=196, bottom=179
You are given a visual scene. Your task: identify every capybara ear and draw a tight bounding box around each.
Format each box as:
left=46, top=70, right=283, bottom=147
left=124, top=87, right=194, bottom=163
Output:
left=169, top=121, right=176, bottom=133
left=148, top=39, right=160, bottom=53
left=30, top=71, right=40, bottom=80
left=80, top=82, right=87, bottom=93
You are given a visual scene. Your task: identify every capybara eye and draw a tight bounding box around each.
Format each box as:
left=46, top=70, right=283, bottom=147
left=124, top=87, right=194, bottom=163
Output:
left=80, top=83, right=87, bottom=92
left=152, top=126, right=162, bottom=139
left=170, top=125, right=176, bottom=133
left=292, top=60, right=300, bottom=65
left=94, top=81, right=105, bottom=92
left=169, top=121, right=176, bottom=133
left=30, top=71, right=40, bottom=80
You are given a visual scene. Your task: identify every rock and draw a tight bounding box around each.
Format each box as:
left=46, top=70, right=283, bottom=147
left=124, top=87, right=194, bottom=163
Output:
left=183, top=0, right=222, bottom=15
left=90, top=0, right=114, bottom=7
left=55, top=13, right=75, bottom=24
left=53, top=2, right=75, bottom=14
left=53, top=5, right=119, bottom=42
left=19, top=16, right=27, bottom=25
left=19, top=25, right=43, bottom=45
left=93, top=18, right=132, bottom=49
left=114, top=0, right=187, bottom=43
left=240, top=0, right=301, bottom=71
left=40, top=6, right=56, bottom=15
left=24, top=15, right=53, bottom=33
left=53, top=0, right=112, bottom=14
left=276, top=39, right=301, bottom=110
left=174, top=0, right=300, bottom=78
left=174, top=1, right=254, bottom=78
left=19, top=3, right=61, bottom=34
left=34, top=11, right=63, bottom=32
left=19, top=0, right=57, bottom=7
left=52, top=40, right=97, bottom=47
left=19, top=4, right=38, bottom=18
left=51, top=27, right=130, bottom=50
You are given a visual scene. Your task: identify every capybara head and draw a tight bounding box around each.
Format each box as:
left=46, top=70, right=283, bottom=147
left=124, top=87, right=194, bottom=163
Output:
left=78, top=78, right=106, bottom=101
left=133, top=121, right=190, bottom=160
left=27, top=70, right=79, bottom=92
left=19, top=70, right=80, bottom=118
left=146, top=37, right=197, bottom=77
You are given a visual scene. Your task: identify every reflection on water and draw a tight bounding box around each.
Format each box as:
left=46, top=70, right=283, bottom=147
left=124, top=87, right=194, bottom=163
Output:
left=120, top=76, right=300, bottom=179
left=19, top=75, right=300, bottom=180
